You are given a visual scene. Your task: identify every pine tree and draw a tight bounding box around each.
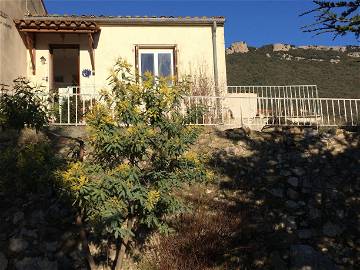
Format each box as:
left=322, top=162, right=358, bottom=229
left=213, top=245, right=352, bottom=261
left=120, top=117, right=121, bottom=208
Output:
left=302, top=0, right=360, bottom=38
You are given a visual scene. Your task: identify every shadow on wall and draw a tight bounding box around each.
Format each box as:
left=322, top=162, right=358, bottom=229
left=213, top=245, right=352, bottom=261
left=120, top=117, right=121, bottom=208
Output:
left=143, top=127, right=359, bottom=270
left=210, top=127, right=359, bottom=269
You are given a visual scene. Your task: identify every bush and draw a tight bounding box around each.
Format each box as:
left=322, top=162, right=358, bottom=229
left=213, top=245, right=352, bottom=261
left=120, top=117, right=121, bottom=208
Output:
left=0, top=78, right=48, bottom=131
left=0, top=129, right=60, bottom=193
left=58, top=58, right=210, bottom=269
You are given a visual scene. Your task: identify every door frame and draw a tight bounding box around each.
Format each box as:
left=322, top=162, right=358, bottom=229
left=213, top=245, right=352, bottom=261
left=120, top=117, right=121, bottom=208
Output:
left=49, top=44, right=80, bottom=91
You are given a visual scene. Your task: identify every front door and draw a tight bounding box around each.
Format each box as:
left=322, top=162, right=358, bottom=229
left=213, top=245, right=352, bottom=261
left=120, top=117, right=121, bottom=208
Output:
left=50, top=44, right=80, bottom=93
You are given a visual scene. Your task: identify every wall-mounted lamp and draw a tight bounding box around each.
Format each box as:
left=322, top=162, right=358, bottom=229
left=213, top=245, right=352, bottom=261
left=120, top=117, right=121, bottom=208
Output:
left=40, top=56, right=46, bottom=65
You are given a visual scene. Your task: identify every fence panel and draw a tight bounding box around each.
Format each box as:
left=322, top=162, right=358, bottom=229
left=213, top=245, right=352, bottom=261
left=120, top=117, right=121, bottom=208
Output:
left=2, top=84, right=358, bottom=129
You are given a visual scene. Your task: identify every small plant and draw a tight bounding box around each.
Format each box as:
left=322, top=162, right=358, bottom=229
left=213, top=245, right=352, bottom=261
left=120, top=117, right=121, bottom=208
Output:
left=0, top=131, right=60, bottom=193
left=0, top=77, right=48, bottom=131
left=59, top=58, right=210, bottom=269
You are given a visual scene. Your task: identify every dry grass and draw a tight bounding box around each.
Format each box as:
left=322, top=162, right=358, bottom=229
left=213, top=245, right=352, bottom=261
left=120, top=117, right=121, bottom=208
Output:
left=138, top=184, right=249, bottom=270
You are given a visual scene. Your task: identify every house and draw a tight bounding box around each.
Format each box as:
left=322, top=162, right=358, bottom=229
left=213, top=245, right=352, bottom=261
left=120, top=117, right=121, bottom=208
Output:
left=1, top=0, right=227, bottom=96
left=0, top=0, right=47, bottom=86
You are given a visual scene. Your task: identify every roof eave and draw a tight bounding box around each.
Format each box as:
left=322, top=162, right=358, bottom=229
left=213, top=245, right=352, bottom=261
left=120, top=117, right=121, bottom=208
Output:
left=22, top=16, right=226, bottom=26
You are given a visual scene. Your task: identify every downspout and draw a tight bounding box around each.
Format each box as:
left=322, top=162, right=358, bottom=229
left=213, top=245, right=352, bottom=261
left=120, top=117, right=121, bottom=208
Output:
left=212, top=21, right=222, bottom=122
left=212, top=21, right=219, bottom=96
left=25, top=0, right=30, bottom=15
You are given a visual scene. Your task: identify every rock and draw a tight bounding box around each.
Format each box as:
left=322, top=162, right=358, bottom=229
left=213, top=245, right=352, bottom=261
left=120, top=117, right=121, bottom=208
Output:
left=302, top=178, right=312, bottom=189
left=330, top=59, right=340, bottom=64
left=286, top=200, right=299, bottom=209
left=309, top=207, right=321, bottom=220
left=13, top=211, right=25, bottom=224
left=30, top=210, right=45, bottom=225
left=287, top=177, right=299, bottom=187
left=269, top=188, right=283, bottom=198
left=292, top=167, right=305, bottom=177
left=280, top=170, right=292, bottom=177
left=323, top=222, right=342, bottom=237
left=284, top=215, right=297, bottom=230
left=297, top=229, right=313, bottom=239
left=45, top=241, right=58, bottom=253
left=290, top=245, right=339, bottom=270
left=226, top=41, right=249, bottom=54
left=0, top=252, right=8, bottom=270
left=269, top=251, right=287, bottom=270
left=225, top=128, right=247, bottom=140
left=9, top=238, right=29, bottom=253
left=15, top=257, right=58, bottom=270
left=273, top=43, right=292, bottom=52
left=304, top=128, right=318, bottom=137
left=287, top=188, right=299, bottom=200
left=336, top=210, right=345, bottom=219
left=268, top=160, right=278, bottom=166
left=348, top=51, right=360, bottom=58
left=20, top=229, right=38, bottom=238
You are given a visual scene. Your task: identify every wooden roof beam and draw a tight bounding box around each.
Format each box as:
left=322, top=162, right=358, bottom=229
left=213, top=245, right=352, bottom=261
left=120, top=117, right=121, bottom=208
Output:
left=24, top=32, right=36, bottom=75
left=88, top=33, right=95, bottom=73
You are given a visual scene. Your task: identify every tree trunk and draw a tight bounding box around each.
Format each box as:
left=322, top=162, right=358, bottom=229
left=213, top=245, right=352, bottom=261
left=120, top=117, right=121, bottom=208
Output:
left=76, top=212, right=97, bottom=270
left=114, top=218, right=135, bottom=270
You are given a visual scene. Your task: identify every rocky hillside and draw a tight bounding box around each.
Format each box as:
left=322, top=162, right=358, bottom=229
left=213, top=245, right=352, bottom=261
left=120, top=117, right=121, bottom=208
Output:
left=226, top=42, right=360, bottom=98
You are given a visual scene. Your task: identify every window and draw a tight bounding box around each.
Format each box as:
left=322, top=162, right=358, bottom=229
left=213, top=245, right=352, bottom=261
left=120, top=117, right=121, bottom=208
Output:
left=138, top=49, right=174, bottom=78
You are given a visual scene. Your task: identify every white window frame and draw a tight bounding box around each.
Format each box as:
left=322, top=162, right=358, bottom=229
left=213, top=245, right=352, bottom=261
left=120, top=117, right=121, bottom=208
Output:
left=138, top=48, right=174, bottom=78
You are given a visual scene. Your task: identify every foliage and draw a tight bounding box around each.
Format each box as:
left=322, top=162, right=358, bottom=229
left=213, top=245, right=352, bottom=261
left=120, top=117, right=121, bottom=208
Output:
left=0, top=133, right=59, bottom=193
left=58, top=58, right=210, bottom=268
left=302, top=0, right=360, bottom=39
left=0, top=78, right=48, bottom=130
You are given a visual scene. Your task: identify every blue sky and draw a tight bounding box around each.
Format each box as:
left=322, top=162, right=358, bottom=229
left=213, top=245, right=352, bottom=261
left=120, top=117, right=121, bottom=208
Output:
left=44, top=0, right=359, bottom=47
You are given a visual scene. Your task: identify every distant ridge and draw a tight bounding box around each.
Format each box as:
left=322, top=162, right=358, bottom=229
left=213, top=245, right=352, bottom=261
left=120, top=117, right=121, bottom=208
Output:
left=227, top=41, right=360, bottom=55
left=226, top=42, right=360, bottom=98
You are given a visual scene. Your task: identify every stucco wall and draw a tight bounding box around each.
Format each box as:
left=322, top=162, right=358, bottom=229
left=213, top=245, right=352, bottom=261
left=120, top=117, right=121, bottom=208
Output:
left=0, top=0, right=46, bottom=86
left=29, top=24, right=227, bottom=95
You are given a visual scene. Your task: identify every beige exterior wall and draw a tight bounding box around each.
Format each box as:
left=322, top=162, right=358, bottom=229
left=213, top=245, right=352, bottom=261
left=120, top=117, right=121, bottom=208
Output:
left=0, top=0, right=46, bottom=86
left=29, top=24, right=227, bottom=94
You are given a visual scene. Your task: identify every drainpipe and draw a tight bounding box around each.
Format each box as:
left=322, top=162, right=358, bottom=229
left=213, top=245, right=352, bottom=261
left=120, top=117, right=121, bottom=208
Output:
left=25, top=0, right=30, bottom=16
left=212, top=21, right=222, bottom=122
left=212, top=21, right=219, bottom=96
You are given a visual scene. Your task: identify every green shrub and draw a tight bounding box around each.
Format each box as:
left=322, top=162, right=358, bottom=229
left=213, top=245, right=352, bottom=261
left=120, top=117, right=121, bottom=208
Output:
left=58, top=58, right=211, bottom=269
left=0, top=133, right=59, bottom=193
left=0, top=78, right=48, bottom=131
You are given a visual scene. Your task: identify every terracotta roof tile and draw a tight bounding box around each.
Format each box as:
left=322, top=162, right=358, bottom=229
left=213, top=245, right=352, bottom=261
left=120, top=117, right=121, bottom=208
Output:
left=19, top=14, right=225, bottom=26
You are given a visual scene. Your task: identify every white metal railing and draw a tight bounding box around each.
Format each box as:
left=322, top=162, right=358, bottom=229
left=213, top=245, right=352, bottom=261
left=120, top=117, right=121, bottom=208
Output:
left=228, top=85, right=319, bottom=99
left=45, top=92, right=101, bottom=126
left=2, top=85, right=360, bottom=129
left=44, top=94, right=360, bottom=128
left=235, top=96, right=360, bottom=128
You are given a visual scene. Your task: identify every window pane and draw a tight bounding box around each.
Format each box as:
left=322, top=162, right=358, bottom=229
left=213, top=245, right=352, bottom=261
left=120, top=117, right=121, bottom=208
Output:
left=158, top=53, right=172, bottom=77
left=141, top=53, right=154, bottom=76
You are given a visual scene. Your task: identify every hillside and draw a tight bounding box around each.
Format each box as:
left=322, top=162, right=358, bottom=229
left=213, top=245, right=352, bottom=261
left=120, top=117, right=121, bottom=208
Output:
left=226, top=42, right=360, bottom=98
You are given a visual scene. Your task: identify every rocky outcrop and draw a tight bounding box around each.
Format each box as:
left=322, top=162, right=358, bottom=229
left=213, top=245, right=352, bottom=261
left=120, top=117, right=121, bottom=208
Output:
left=273, top=43, right=292, bottom=52
left=298, top=45, right=347, bottom=52
left=226, top=41, right=249, bottom=54
left=347, top=52, right=360, bottom=58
